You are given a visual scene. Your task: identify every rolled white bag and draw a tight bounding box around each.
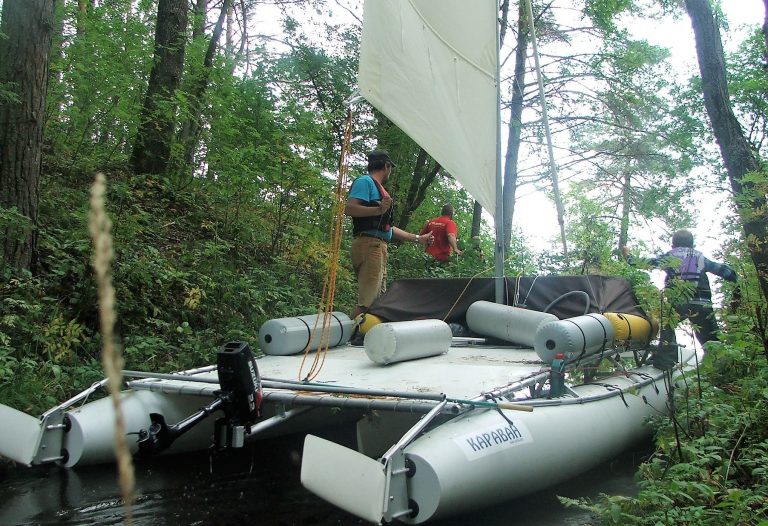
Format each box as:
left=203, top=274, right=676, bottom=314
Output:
left=259, top=312, right=354, bottom=356
left=534, top=313, right=615, bottom=363
left=466, top=300, right=558, bottom=347
left=364, top=319, right=452, bottom=365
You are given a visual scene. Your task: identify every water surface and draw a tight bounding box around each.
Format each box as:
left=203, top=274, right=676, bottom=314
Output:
left=0, top=428, right=648, bottom=526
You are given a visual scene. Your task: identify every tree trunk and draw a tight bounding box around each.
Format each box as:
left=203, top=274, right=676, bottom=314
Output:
left=618, top=171, right=631, bottom=253
left=685, top=0, right=768, bottom=302
left=471, top=201, right=483, bottom=239
left=131, top=0, right=188, bottom=175
left=176, top=0, right=229, bottom=180
left=75, top=0, right=95, bottom=34
left=0, top=0, right=56, bottom=271
left=764, top=0, right=768, bottom=66
left=192, top=0, right=207, bottom=39
left=502, top=3, right=529, bottom=250
left=226, top=0, right=234, bottom=58
left=396, top=148, right=440, bottom=232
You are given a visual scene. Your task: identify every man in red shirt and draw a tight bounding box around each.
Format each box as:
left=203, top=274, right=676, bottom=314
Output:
left=420, top=204, right=463, bottom=263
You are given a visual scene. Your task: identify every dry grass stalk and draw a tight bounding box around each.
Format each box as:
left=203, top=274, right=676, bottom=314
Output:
left=89, top=172, right=135, bottom=522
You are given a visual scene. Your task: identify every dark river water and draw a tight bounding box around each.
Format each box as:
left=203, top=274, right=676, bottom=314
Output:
left=0, top=425, right=649, bottom=526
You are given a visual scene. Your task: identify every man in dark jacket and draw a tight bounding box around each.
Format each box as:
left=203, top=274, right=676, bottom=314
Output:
left=622, top=229, right=738, bottom=368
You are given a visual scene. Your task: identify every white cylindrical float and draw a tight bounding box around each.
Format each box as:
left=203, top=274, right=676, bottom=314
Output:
left=259, top=312, right=354, bottom=356
left=465, top=301, right=558, bottom=347
left=364, top=319, right=452, bottom=365
left=534, top=313, right=615, bottom=363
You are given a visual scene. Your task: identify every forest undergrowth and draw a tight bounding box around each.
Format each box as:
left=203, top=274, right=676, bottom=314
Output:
left=0, top=168, right=355, bottom=413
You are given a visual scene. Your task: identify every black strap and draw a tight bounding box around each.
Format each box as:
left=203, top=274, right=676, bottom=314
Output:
left=591, top=382, right=629, bottom=407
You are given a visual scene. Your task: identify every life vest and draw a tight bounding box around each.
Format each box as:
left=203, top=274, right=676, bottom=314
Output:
left=665, top=247, right=713, bottom=304
left=351, top=176, right=393, bottom=236
left=668, top=247, right=705, bottom=282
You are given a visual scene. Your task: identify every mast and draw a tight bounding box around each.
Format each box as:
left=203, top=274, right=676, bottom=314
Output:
left=494, top=0, right=505, bottom=304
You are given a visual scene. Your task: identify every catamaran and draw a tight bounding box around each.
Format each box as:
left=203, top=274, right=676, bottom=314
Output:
left=0, top=1, right=697, bottom=524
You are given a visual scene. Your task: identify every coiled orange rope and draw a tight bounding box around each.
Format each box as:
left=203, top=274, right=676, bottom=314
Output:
left=299, top=108, right=355, bottom=382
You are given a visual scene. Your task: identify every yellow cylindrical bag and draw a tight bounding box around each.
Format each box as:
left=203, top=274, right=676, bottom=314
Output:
left=603, top=312, right=658, bottom=349
left=355, top=313, right=384, bottom=335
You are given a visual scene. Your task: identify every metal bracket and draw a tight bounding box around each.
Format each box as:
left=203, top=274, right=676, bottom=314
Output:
left=33, top=409, right=68, bottom=465
left=380, top=398, right=447, bottom=522
left=382, top=448, right=413, bottom=521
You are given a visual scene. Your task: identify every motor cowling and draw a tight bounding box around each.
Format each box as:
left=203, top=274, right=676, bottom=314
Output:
left=216, top=341, right=263, bottom=426
left=215, top=341, right=263, bottom=448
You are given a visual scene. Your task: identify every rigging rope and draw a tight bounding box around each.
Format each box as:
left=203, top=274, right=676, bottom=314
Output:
left=298, top=107, right=355, bottom=382
left=441, top=263, right=497, bottom=322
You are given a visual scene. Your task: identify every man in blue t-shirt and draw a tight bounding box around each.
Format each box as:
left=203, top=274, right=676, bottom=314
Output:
left=344, top=150, right=433, bottom=320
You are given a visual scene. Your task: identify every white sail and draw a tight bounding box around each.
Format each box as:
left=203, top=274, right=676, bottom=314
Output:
left=358, top=0, right=499, bottom=217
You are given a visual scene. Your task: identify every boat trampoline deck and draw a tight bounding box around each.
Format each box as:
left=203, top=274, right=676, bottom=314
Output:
left=128, top=344, right=547, bottom=404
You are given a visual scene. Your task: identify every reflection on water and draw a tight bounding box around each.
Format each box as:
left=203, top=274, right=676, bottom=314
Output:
left=0, top=427, right=649, bottom=526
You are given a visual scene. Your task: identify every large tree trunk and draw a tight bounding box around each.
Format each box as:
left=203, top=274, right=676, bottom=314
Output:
left=685, top=0, right=768, bottom=302
left=0, top=0, right=57, bottom=271
left=131, top=0, right=188, bottom=175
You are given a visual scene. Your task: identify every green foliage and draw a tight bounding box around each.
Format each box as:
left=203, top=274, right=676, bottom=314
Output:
left=45, top=1, right=154, bottom=172
left=536, top=191, right=628, bottom=276
left=728, top=29, right=768, bottom=158
left=0, top=206, right=34, bottom=272
left=0, top=265, right=102, bottom=411
left=0, top=169, right=356, bottom=414
left=583, top=0, right=632, bottom=32
left=0, top=28, right=19, bottom=104
left=0, top=82, right=18, bottom=104
left=560, top=22, right=701, bottom=255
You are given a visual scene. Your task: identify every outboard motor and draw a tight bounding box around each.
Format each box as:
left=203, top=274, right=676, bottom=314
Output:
left=137, top=341, right=263, bottom=457
left=214, top=341, right=263, bottom=448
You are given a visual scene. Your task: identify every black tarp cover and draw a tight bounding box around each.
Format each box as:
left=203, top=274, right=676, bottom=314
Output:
left=368, top=275, right=648, bottom=325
